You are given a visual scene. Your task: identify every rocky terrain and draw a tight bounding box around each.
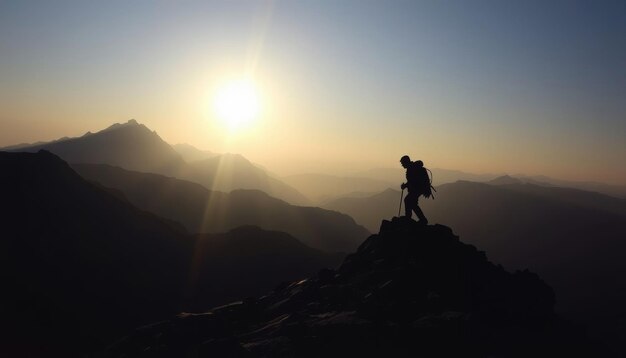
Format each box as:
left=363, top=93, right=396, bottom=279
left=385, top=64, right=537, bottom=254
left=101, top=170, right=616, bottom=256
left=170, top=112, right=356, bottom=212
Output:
left=106, top=218, right=598, bottom=357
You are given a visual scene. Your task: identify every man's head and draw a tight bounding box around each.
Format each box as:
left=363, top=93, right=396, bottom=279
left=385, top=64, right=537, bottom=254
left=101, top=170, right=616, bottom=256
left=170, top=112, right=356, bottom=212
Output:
left=400, top=155, right=411, bottom=168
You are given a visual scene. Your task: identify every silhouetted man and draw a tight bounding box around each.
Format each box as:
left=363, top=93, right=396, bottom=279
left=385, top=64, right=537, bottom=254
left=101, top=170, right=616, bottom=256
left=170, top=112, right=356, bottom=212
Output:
left=400, top=155, right=428, bottom=224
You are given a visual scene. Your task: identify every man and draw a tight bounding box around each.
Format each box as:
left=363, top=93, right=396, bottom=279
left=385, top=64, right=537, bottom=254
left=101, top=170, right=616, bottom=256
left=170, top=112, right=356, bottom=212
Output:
left=400, top=155, right=429, bottom=224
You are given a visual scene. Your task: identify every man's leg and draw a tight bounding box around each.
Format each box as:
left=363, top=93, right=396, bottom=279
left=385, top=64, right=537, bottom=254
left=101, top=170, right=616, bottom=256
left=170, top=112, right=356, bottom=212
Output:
left=413, top=204, right=428, bottom=224
left=404, top=192, right=416, bottom=219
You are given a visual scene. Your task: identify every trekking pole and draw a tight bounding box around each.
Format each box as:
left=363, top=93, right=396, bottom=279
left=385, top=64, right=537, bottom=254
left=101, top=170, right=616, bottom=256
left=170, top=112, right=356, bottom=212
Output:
left=398, top=187, right=405, bottom=217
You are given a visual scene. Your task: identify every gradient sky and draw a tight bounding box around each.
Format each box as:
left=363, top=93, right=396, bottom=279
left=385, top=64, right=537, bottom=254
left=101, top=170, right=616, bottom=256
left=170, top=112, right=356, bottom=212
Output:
left=1, top=0, right=625, bottom=183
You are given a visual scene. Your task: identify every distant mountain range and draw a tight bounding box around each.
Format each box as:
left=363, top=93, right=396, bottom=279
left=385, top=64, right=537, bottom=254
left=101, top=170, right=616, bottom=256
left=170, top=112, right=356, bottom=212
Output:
left=3, top=119, right=187, bottom=174
left=320, top=165, right=626, bottom=203
left=74, top=163, right=369, bottom=253
left=2, top=120, right=310, bottom=204
left=352, top=166, right=499, bottom=186
left=516, top=174, right=626, bottom=199
left=282, top=173, right=394, bottom=203
left=172, top=143, right=217, bottom=162
left=280, top=167, right=504, bottom=205
left=0, top=151, right=343, bottom=355
left=324, top=188, right=402, bottom=232
left=5, top=120, right=623, bottom=202
left=488, top=174, right=626, bottom=199
left=487, top=176, right=626, bottom=216
left=178, top=153, right=310, bottom=204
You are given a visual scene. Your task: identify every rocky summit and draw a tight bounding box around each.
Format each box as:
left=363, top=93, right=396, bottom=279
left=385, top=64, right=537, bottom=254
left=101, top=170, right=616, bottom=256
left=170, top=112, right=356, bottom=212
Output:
left=106, top=218, right=595, bottom=357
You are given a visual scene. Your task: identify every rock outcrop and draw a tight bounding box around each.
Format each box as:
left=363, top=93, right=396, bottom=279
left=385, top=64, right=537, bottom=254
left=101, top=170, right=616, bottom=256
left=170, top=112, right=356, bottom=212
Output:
left=107, top=218, right=595, bottom=357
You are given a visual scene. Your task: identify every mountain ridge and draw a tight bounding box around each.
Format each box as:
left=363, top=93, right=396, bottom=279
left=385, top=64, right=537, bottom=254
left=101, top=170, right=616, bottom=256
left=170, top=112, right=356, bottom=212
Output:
left=73, top=163, right=369, bottom=252
left=107, top=217, right=599, bottom=357
left=0, top=151, right=346, bottom=355
left=0, top=149, right=191, bottom=355
left=3, top=120, right=310, bottom=204
left=2, top=119, right=187, bottom=175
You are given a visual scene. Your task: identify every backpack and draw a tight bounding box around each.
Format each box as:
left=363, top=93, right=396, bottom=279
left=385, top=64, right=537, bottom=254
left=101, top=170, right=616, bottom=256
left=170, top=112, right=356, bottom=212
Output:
left=412, top=161, right=436, bottom=199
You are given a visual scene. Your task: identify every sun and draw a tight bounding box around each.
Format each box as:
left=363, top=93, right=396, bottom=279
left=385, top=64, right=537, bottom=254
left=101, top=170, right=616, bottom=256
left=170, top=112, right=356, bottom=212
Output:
left=213, top=79, right=261, bottom=131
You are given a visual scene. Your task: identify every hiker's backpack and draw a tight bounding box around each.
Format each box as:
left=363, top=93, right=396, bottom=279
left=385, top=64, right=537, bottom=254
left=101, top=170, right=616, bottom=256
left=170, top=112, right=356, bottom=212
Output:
left=411, top=161, right=436, bottom=199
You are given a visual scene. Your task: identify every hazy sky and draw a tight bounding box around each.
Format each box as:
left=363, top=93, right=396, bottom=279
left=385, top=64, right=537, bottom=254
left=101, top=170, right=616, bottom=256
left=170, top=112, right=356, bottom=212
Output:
left=1, top=1, right=625, bottom=183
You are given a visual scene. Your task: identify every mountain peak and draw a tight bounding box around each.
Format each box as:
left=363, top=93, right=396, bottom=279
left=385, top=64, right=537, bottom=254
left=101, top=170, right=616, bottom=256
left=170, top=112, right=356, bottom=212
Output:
left=488, top=174, right=523, bottom=185
left=108, top=217, right=594, bottom=356
left=380, top=187, right=400, bottom=195
left=217, top=152, right=250, bottom=163
left=2, top=120, right=186, bottom=175
left=101, top=118, right=145, bottom=133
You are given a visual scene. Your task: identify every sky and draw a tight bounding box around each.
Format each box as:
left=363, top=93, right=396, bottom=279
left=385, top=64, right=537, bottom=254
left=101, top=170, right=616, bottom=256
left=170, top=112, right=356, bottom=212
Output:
left=1, top=0, right=625, bottom=183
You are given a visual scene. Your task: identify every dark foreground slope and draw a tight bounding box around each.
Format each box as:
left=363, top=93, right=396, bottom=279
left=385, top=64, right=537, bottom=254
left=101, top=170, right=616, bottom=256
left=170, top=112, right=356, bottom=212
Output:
left=0, top=151, right=345, bottom=356
left=74, top=163, right=370, bottom=252
left=0, top=150, right=191, bottom=355
left=187, top=226, right=343, bottom=311
left=108, top=218, right=597, bottom=357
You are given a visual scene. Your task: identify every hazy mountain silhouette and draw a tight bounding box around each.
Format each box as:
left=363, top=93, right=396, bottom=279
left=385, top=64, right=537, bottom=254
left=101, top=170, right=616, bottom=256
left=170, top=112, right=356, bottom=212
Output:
left=486, top=181, right=626, bottom=217
left=172, top=143, right=217, bottom=162
left=74, top=163, right=369, bottom=252
left=3, top=119, right=187, bottom=174
left=323, top=181, right=626, bottom=353
left=0, top=151, right=348, bottom=355
left=325, top=188, right=401, bottom=232
left=488, top=174, right=524, bottom=185
left=282, top=173, right=394, bottom=203
left=107, top=218, right=599, bottom=357
left=3, top=120, right=310, bottom=204
left=353, top=167, right=626, bottom=199
left=518, top=175, right=626, bottom=199
left=490, top=174, right=626, bottom=199
left=179, top=153, right=311, bottom=205
left=297, top=167, right=500, bottom=204
left=353, top=167, right=499, bottom=186
left=1, top=137, right=69, bottom=150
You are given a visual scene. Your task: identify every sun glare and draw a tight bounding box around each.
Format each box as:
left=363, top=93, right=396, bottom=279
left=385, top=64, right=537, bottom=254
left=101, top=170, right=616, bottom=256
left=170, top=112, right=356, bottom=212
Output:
left=213, top=79, right=261, bottom=131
